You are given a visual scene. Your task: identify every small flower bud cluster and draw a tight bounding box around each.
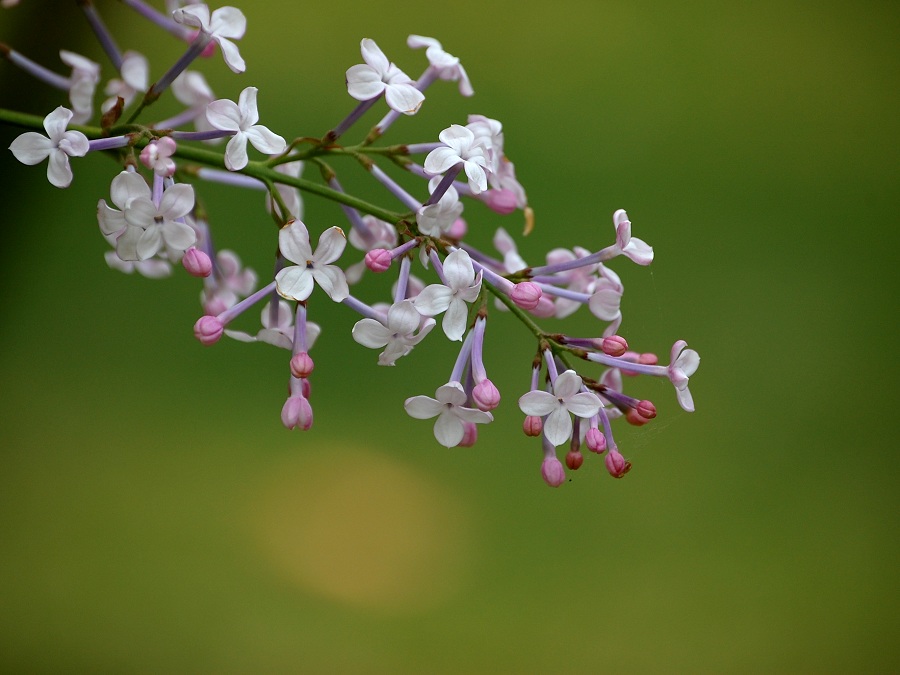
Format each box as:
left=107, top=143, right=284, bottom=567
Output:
left=1, top=2, right=700, bottom=488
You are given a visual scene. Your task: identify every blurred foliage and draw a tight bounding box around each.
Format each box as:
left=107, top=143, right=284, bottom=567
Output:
left=0, top=1, right=897, bottom=672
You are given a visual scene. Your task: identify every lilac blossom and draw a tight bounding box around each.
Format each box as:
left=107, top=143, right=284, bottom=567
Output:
left=172, top=4, right=246, bottom=73
left=424, top=124, right=490, bottom=194
left=346, top=38, right=424, bottom=115
left=352, top=299, right=435, bottom=366
left=407, top=35, right=473, bottom=96
left=9, top=106, right=88, bottom=188
left=518, top=370, right=603, bottom=447
left=404, top=381, right=493, bottom=448
left=205, top=87, right=287, bottom=171
left=275, top=220, right=349, bottom=303
left=413, top=249, right=482, bottom=341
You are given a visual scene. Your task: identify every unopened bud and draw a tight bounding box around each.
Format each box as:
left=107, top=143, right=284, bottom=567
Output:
left=457, top=421, right=478, bottom=447
left=182, top=246, right=212, bottom=277
left=364, top=248, right=392, bottom=272
left=541, top=457, right=566, bottom=487
left=601, top=335, right=628, bottom=357
left=510, top=282, right=542, bottom=310
left=529, top=295, right=556, bottom=318
left=281, top=395, right=313, bottom=431
left=638, top=352, right=659, bottom=366
left=472, top=379, right=501, bottom=411
left=290, top=351, right=315, bottom=379
left=483, top=188, right=517, bottom=214
left=605, top=449, right=629, bottom=478
left=565, top=450, right=584, bottom=470
left=193, top=315, right=223, bottom=345
left=585, top=427, right=607, bottom=453
left=447, top=217, right=467, bottom=239
left=626, top=409, right=649, bottom=426
left=523, top=415, right=543, bottom=437
left=636, top=399, right=657, bottom=420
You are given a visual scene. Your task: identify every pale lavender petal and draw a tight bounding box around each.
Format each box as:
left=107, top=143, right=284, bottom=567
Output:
left=245, top=125, right=286, bottom=154
left=124, top=198, right=157, bottom=227
left=59, top=130, right=89, bottom=157
left=46, top=150, right=73, bottom=188
left=413, top=284, right=452, bottom=316
left=442, top=298, right=468, bottom=341
left=312, top=265, right=349, bottom=302
left=433, top=412, right=464, bottom=447
left=162, top=219, right=197, bottom=251
left=275, top=266, right=314, bottom=302
left=423, top=147, right=461, bottom=175
left=553, top=370, right=583, bottom=399
left=384, top=83, right=424, bottom=115
left=136, top=226, right=163, bottom=260
left=404, top=395, right=443, bottom=419
left=442, top=249, right=474, bottom=289
left=435, top=381, right=468, bottom=406
left=352, top=318, right=391, bottom=348
left=346, top=64, right=385, bottom=100
left=360, top=38, right=390, bottom=73
left=566, top=392, right=602, bottom=419
left=173, top=5, right=210, bottom=30
left=542, top=406, right=573, bottom=446
left=9, top=132, right=53, bottom=165
left=205, top=99, right=242, bottom=131
left=97, top=200, right=126, bottom=235
left=278, top=220, right=313, bottom=264
left=216, top=38, right=245, bottom=74
left=159, top=183, right=195, bottom=219
left=209, top=6, right=246, bottom=39
left=110, top=171, right=150, bottom=209
left=237, top=87, right=259, bottom=126
left=518, top=390, right=558, bottom=417
left=43, top=106, right=73, bottom=141
left=115, top=225, right=142, bottom=261
left=223, top=132, right=249, bottom=171
left=313, top=226, right=347, bottom=264
left=675, top=385, right=695, bottom=413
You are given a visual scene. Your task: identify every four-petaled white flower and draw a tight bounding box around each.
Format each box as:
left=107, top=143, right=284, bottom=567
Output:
left=587, top=264, right=624, bottom=336
left=407, top=35, right=473, bottom=96
left=171, top=70, right=218, bottom=136
left=9, top=106, right=89, bottom=188
left=404, top=381, right=493, bottom=448
left=667, top=340, right=700, bottom=412
left=206, top=86, right=286, bottom=171
left=346, top=38, right=425, bottom=115
left=424, top=124, right=489, bottom=194
left=613, top=209, right=653, bottom=265
left=275, top=219, right=349, bottom=302
left=173, top=4, right=247, bottom=73
left=417, top=177, right=463, bottom=237
left=102, top=50, right=149, bottom=113
left=518, top=370, right=603, bottom=446
left=225, top=299, right=321, bottom=350
left=352, top=299, right=436, bottom=366
left=413, top=248, right=482, bottom=341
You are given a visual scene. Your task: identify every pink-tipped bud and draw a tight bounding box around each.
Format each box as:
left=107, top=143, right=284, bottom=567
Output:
left=529, top=295, right=557, bottom=318
left=510, top=282, right=542, bottom=310
left=638, top=352, right=659, bottom=366
left=605, top=449, right=630, bottom=478
left=601, top=335, right=628, bottom=357
left=523, top=415, right=543, bottom=437
left=281, top=395, right=313, bottom=431
left=483, top=188, right=517, bottom=215
left=626, top=409, right=649, bottom=426
left=457, top=421, right=478, bottom=447
left=472, top=379, right=501, bottom=411
left=182, top=247, right=212, bottom=277
left=585, top=427, right=607, bottom=453
left=300, top=377, right=312, bottom=399
left=541, top=457, right=566, bottom=487
left=193, top=315, right=223, bottom=345
left=636, top=399, right=657, bottom=420
left=290, top=351, right=315, bottom=379
left=365, top=248, right=392, bottom=273
left=447, top=217, right=467, bottom=239
left=565, top=450, right=584, bottom=471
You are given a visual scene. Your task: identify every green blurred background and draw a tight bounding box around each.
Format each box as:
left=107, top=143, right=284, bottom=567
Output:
left=1, top=1, right=897, bottom=672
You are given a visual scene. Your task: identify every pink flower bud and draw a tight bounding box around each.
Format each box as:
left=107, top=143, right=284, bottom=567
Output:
left=472, top=379, right=500, bottom=411
left=565, top=450, right=584, bottom=470
left=510, top=282, right=542, bottom=310
left=636, top=399, right=657, bottom=420
left=638, top=352, right=659, bottom=366
left=483, top=188, right=517, bottom=214
left=290, top=351, right=315, bottom=379
left=193, top=315, right=223, bottom=345
left=601, top=335, right=628, bottom=357
left=281, top=395, right=313, bottom=431
left=447, top=217, right=467, bottom=239
left=605, top=449, right=630, bottom=478
left=523, top=415, right=543, bottom=437
left=626, top=409, right=648, bottom=426
left=300, top=377, right=312, bottom=399
left=457, top=421, right=478, bottom=447
left=529, top=295, right=557, bottom=318
left=364, top=248, right=392, bottom=273
left=182, top=247, right=212, bottom=277
left=585, top=427, right=607, bottom=453
left=541, top=457, right=566, bottom=487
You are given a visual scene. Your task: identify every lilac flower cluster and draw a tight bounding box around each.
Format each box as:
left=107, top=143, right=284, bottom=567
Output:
left=2, top=1, right=700, bottom=486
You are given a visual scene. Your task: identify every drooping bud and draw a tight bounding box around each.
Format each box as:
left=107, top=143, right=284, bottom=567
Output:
left=529, top=295, right=556, bottom=318
left=182, top=246, right=212, bottom=277
left=193, top=315, right=223, bottom=345
left=472, top=378, right=501, bottom=411
left=290, top=351, right=315, bottom=379
left=523, top=415, right=543, bottom=437
left=626, top=409, right=649, bottom=426
left=510, top=282, right=542, bottom=310
left=585, top=427, right=607, bottom=453
left=605, top=449, right=629, bottom=478
left=638, top=352, right=659, bottom=366
left=636, top=399, right=657, bottom=420
left=541, top=456, right=566, bottom=487
left=457, top=421, right=478, bottom=447
left=565, top=449, right=584, bottom=470
left=281, top=395, right=313, bottom=431
left=601, top=335, right=628, bottom=357
left=364, top=248, right=392, bottom=272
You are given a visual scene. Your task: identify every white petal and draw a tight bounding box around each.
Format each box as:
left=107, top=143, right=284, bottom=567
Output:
left=237, top=87, right=259, bottom=126
left=209, top=6, right=246, bottom=39
left=136, top=226, right=163, bottom=260
left=43, top=106, right=73, bottom=141
left=352, top=318, right=391, bottom=348
left=346, top=64, right=385, bottom=100
left=216, top=38, right=246, bottom=74
left=245, top=125, right=286, bottom=155
left=675, top=384, right=695, bottom=412
left=404, top=395, right=443, bottom=419
left=543, top=406, right=573, bottom=446
left=223, top=132, right=249, bottom=171
left=312, top=264, right=349, bottom=302
left=553, top=370, right=583, bottom=399
left=9, top=132, right=53, bottom=165
left=97, top=199, right=125, bottom=235
left=384, top=83, right=425, bottom=115
left=433, top=411, right=464, bottom=447
left=159, top=183, right=195, bottom=219
left=441, top=298, right=468, bottom=341
left=518, top=390, right=558, bottom=417
left=387, top=300, right=421, bottom=334
left=205, top=99, right=243, bottom=132
left=413, top=284, right=452, bottom=316
left=442, top=249, right=474, bottom=290
left=275, top=266, right=314, bottom=302
left=46, top=149, right=73, bottom=188
left=110, top=171, right=150, bottom=209
left=566, top=392, right=602, bottom=419
left=435, top=381, right=468, bottom=406
left=115, top=225, right=142, bottom=261
left=313, top=226, right=347, bottom=264
left=423, top=147, right=461, bottom=175
left=162, top=219, right=197, bottom=251
left=360, top=38, right=390, bottom=74
left=59, top=131, right=89, bottom=157
left=173, top=5, right=210, bottom=30
left=278, top=220, right=313, bottom=264
left=463, top=161, right=487, bottom=194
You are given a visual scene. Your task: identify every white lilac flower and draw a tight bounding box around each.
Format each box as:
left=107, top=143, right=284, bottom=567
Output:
left=587, top=265, right=624, bottom=336
left=9, top=106, right=89, bottom=188
left=613, top=209, right=653, bottom=265
left=102, top=50, right=149, bottom=113
left=424, top=124, right=489, bottom=194
left=493, top=227, right=528, bottom=273
left=206, top=86, right=286, bottom=171
left=97, top=170, right=152, bottom=260
left=406, top=35, right=473, bottom=96
left=225, top=299, right=321, bottom=350
left=667, top=340, right=700, bottom=412
left=170, top=70, right=218, bottom=135
left=517, top=370, right=603, bottom=447
left=417, top=177, right=463, bottom=237
left=404, top=381, right=493, bottom=448
left=466, top=115, right=503, bottom=171
left=59, top=51, right=100, bottom=124
left=125, top=184, right=196, bottom=260
left=413, top=248, right=482, bottom=341
left=352, top=299, right=436, bottom=366
left=103, top=238, right=172, bottom=278
left=172, top=4, right=246, bottom=73
left=346, top=38, right=425, bottom=115
left=275, top=219, right=349, bottom=303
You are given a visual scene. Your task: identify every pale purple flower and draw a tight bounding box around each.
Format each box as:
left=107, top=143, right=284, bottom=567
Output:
left=613, top=209, right=653, bottom=265
left=59, top=51, right=100, bottom=124
left=125, top=184, right=196, bottom=260
left=206, top=87, right=286, bottom=171
left=404, top=381, right=493, bottom=448
left=102, top=50, right=149, bottom=113
left=667, top=340, right=700, bottom=412
left=417, top=178, right=463, bottom=237
left=9, top=106, right=88, bottom=188
left=424, top=124, right=489, bottom=194
left=275, top=220, right=349, bottom=302
left=172, top=4, right=246, bottom=73
left=225, top=299, right=321, bottom=350
left=518, top=370, right=603, bottom=446
left=587, top=265, right=624, bottom=336
left=413, top=249, right=482, bottom=341
left=352, top=299, right=435, bottom=366
left=407, top=34, right=473, bottom=96
left=346, top=38, right=425, bottom=115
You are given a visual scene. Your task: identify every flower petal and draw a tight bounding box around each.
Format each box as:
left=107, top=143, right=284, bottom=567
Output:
left=553, top=370, right=583, bottom=399
left=209, top=6, right=246, bottom=39
left=433, top=411, right=464, bottom=447
left=404, top=395, right=443, bottom=419
left=312, top=264, right=349, bottom=302
left=223, top=132, right=248, bottom=171
left=518, top=390, right=558, bottom=417
left=46, top=149, right=74, bottom=188
left=352, top=318, right=391, bottom=348
left=413, top=284, right=452, bottom=316
left=313, top=226, right=347, bottom=265
left=9, top=132, right=53, bottom=165
left=346, top=64, right=385, bottom=100
left=245, top=125, right=286, bottom=155
left=542, top=406, right=573, bottom=446
left=205, top=99, right=242, bottom=132
left=423, top=146, right=461, bottom=175
left=216, top=38, right=246, bottom=74
left=566, top=392, right=602, bottom=419
left=441, top=298, right=468, bottom=341
left=360, top=38, right=390, bottom=73
left=275, top=266, right=314, bottom=302
left=43, top=106, right=73, bottom=141
left=278, top=219, right=313, bottom=264
left=442, top=249, right=475, bottom=290
left=384, top=83, right=425, bottom=115
left=159, top=183, right=195, bottom=219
